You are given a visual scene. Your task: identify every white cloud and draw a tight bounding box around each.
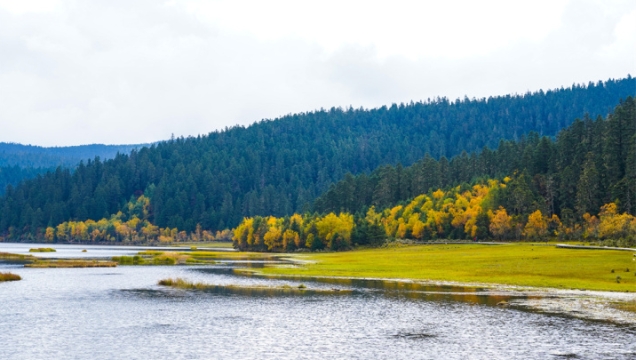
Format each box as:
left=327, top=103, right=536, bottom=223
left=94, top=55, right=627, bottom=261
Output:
left=0, top=0, right=633, bottom=146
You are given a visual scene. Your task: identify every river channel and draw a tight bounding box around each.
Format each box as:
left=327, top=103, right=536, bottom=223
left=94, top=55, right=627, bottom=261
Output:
left=1, top=243, right=635, bottom=359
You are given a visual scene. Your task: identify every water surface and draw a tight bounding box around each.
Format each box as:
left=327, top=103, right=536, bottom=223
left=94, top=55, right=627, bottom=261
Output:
left=1, top=244, right=635, bottom=359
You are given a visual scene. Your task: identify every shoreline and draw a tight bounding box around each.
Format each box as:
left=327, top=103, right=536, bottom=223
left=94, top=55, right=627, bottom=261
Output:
left=238, top=268, right=636, bottom=325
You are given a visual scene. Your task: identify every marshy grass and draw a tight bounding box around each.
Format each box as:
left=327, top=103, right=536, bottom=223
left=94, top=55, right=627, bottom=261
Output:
left=29, top=248, right=56, bottom=252
left=25, top=260, right=117, bottom=268
left=259, top=243, right=636, bottom=292
left=0, top=272, right=21, bottom=282
left=158, top=277, right=208, bottom=289
left=112, top=255, right=146, bottom=265
left=157, top=277, right=347, bottom=296
left=0, top=252, right=35, bottom=261
left=133, top=251, right=219, bottom=265
left=612, top=300, right=636, bottom=313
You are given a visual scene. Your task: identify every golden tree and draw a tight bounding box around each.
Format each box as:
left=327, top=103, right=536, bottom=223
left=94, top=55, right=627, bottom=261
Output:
left=523, top=210, right=548, bottom=240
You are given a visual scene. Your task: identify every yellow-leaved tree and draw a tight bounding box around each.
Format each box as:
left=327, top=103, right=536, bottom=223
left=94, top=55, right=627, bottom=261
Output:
left=488, top=207, right=512, bottom=240
left=523, top=210, right=548, bottom=240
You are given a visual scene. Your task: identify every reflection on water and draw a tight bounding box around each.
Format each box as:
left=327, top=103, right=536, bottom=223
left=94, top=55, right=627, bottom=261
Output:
left=1, top=244, right=636, bottom=359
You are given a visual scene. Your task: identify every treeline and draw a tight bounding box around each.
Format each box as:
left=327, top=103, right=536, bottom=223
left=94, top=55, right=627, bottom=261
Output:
left=315, top=97, right=636, bottom=221
left=233, top=178, right=636, bottom=252
left=5, top=194, right=232, bottom=244
left=0, top=77, right=634, bottom=240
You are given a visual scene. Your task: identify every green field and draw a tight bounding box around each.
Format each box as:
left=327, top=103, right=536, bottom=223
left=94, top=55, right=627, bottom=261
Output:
left=257, top=243, right=636, bottom=292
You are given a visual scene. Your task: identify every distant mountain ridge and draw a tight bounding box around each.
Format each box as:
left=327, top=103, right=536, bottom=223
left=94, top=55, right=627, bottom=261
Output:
left=0, top=142, right=148, bottom=168
left=0, top=76, right=634, bottom=239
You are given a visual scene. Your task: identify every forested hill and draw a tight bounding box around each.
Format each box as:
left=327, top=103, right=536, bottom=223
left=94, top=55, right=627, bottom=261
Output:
left=0, top=76, right=634, bottom=238
left=315, top=97, right=636, bottom=219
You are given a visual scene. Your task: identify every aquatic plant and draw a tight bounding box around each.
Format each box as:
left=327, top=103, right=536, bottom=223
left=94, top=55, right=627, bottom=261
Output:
left=0, top=272, right=21, bottom=282
left=158, top=278, right=207, bottom=289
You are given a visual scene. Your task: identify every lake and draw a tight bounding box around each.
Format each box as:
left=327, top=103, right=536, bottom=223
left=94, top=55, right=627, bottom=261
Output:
left=1, top=244, right=635, bottom=359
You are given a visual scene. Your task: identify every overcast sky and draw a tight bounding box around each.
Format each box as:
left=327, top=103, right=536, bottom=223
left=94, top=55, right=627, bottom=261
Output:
left=0, top=0, right=634, bottom=146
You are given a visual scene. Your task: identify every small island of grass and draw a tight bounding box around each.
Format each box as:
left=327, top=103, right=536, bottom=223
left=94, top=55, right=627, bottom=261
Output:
left=0, top=272, right=22, bottom=282
left=157, top=277, right=348, bottom=296
left=0, top=252, right=36, bottom=261
left=25, top=260, right=117, bottom=268
left=113, top=251, right=217, bottom=266
left=29, top=248, right=56, bottom=253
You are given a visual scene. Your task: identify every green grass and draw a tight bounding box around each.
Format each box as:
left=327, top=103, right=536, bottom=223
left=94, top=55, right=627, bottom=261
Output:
left=258, top=243, right=636, bottom=292
left=0, top=272, right=21, bottom=281
left=28, top=248, right=56, bottom=252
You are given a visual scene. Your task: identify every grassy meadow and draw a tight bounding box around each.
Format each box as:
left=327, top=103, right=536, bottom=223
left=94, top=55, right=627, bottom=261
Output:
left=258, top=243, right=636, bottom=292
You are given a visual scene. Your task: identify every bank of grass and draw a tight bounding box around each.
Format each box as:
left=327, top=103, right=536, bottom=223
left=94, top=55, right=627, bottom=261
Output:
left=0, top=252, right=36, bottom=261
left=0, top=272, right=21, bottom=281
left=259, top=243, right=636, bottom=292
left=114, top=251, right=222, bottom=265
left=29, top=248, right=56, bottom=252
left=25, top=260, right=117, bottom=268
left=139, top=250, right=272, bottom=261
left=157, top=277, right=338, bottom=295
left=612, top=300, right=636, bottom=313
left=158, top=277, right=208, bottom=289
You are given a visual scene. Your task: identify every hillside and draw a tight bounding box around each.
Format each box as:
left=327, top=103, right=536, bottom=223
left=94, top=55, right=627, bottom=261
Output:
left=315, top=97, right=636, bottom=218
left=234, top=97, right=636, bottom=252
left=0, top=76, right=633, bottom=239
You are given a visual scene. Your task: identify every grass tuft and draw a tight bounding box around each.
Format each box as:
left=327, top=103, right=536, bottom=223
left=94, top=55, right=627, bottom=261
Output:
left=0, top=272, right=21, bottom=282
left=158, top=277, right=207, bottom=289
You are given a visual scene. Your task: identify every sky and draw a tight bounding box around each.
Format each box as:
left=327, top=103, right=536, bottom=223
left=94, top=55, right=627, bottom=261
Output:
left=0, top=0, right=634, bottom=147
